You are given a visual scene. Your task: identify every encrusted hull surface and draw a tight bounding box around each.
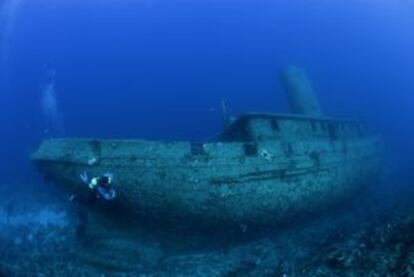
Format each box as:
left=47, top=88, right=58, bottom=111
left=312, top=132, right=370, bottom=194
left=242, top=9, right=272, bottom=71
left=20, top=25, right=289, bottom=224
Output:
left=32, top=135, right=382, bottom=226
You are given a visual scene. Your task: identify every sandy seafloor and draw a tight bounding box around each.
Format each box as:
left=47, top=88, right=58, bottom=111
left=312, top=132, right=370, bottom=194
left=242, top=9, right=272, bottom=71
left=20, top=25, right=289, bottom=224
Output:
left=1, top=178, right=413, bottom=277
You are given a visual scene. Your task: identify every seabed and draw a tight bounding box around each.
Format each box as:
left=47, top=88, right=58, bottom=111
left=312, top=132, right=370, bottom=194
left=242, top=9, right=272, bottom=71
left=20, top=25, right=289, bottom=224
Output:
left=1, top=181, right=414, bottom=276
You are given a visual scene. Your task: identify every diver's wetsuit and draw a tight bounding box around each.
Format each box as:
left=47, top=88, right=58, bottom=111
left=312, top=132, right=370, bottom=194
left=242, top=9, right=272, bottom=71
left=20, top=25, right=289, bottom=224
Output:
left=85, top=177, right=116, bottom=205
left=74, top=175, right=116, bottom=244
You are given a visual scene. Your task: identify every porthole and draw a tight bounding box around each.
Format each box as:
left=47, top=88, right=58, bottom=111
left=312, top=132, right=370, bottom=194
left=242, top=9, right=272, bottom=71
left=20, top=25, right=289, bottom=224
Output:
left=244, top=143, right=258, bottom=157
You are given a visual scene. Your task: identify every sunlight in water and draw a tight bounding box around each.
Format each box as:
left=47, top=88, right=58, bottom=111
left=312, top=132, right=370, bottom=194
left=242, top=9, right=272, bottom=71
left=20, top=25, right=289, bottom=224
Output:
left=0, top=0, right=24, bottom=65
left=0, top=0, right=24, bottom=92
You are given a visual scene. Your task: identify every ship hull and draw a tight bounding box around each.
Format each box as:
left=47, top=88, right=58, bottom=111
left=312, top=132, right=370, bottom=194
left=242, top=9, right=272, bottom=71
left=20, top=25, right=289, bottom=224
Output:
left=32, top=136, right=382, bottom=226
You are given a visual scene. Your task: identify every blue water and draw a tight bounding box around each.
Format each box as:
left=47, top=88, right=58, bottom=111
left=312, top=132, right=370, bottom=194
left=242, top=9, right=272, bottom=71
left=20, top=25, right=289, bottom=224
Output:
left=1, top=0, right=413, bottom=184
left=1, top=1, right=414, bottom=274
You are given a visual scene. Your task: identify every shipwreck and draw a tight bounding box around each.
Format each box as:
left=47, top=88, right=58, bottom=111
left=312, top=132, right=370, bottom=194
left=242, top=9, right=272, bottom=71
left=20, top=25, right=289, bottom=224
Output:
left=32, top=66, right=382, bottom=228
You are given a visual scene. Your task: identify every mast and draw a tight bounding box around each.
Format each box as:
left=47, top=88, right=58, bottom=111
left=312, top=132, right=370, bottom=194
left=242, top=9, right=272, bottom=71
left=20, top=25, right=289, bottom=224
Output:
left=280, top=66, right=322, bottom=117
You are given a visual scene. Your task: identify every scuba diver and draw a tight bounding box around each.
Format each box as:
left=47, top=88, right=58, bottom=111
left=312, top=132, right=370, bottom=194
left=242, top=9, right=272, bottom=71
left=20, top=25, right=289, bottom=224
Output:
left=70, top=172, right=117, bottom=245
left=79, top=171, right=117, bottom=204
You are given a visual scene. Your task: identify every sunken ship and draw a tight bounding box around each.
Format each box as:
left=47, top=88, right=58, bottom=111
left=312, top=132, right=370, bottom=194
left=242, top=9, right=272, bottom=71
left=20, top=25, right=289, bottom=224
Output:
left=32, top=66, right=382, bottom=227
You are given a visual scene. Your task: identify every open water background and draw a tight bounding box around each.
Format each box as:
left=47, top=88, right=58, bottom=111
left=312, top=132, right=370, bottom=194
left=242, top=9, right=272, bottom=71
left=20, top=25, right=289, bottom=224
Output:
left=1, top=0, right=413, bottom=185
left=0, top=1, right=414, bottom=275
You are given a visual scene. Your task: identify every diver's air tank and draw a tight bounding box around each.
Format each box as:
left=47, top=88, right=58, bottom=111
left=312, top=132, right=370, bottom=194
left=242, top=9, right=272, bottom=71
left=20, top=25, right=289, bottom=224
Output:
left=280, top=66, right=322, bottom=116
